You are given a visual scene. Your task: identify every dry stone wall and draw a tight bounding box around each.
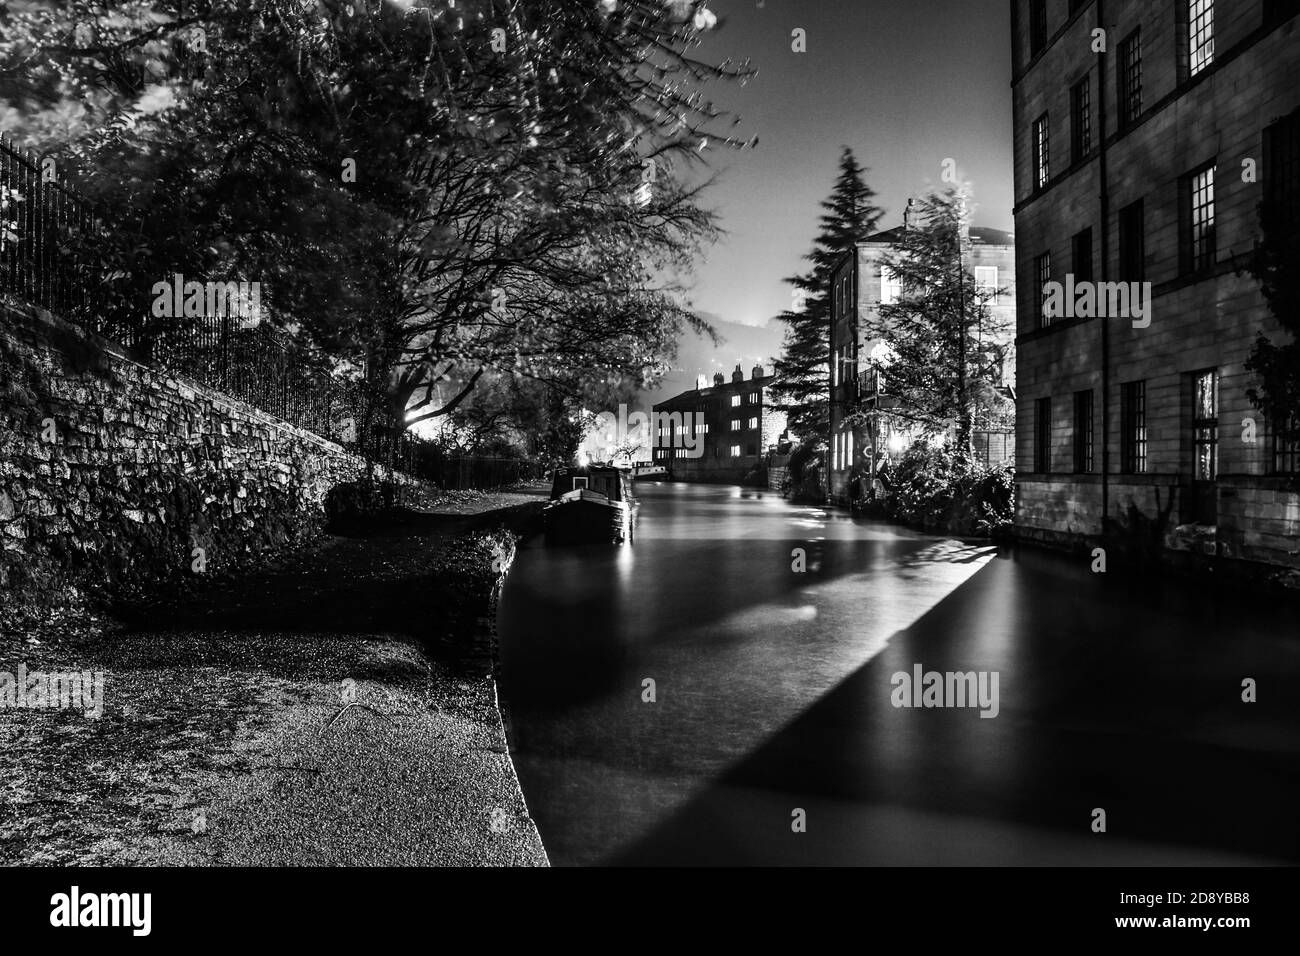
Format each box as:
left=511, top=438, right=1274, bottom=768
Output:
left=0, top=299, right=407, bottom=608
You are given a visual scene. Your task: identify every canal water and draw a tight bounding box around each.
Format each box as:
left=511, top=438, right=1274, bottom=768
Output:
left=496, top=481, right=1300, bottom=866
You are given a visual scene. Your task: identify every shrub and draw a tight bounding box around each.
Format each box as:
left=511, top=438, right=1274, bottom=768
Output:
left=786, top=442, right=827, bottom=502
left=884, top=440, right=1014, bottom=536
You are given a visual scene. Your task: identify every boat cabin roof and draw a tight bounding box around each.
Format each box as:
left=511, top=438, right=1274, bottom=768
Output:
left=550, top=466, right=633, bottom=502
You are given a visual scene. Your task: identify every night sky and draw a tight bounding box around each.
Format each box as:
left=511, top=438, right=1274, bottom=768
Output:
left=681, top=0, right=1015, bottom=331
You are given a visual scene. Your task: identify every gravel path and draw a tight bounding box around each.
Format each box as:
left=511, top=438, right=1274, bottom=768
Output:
left=0, top=484, right=550, bottom=866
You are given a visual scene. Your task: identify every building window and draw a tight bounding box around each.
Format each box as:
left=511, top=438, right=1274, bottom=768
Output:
left=1033, top=113, right=1050, bottom=189
left=1121, top=380, right=1147, bottom=474
left=730, top=395, right=740, bottom=407
left=1192, top=369, right=1219, bottom=481
left=1070, top=77, right=1091, bottom=163
left=974, top=266, right=999, bottom=302
left=750, top=391, right=760, bottom=404
left=1189, top=0, right=1214, bottom=76
left=1034, top=397, right=1051, bottom=473
left=1035, top=251, right=1052, bottom=328
left=1275, top=416, right=1300, bottom=475
left=1265, top=0, right=1300, bottom=28
left=1071, top=227, right=1093, bottom=283
left=1029, top=0, right=1048, bottom=56
left=748, top=417, right=758, bottom=430
left=880, top=265, right=901, bottom=305
left=730, top=444, right=741, bottom=458
left=730, top=419, right=740, bottom=431
left=1182, top=163, right=1216, bottom=273
left=1265, top=107, right=1300, bottom=221
left=1118, top=30, right=1142, bottom=130
left=1073, top=390, right=1094, bottom=473
left=1118, top=199, right=1145, bottom=282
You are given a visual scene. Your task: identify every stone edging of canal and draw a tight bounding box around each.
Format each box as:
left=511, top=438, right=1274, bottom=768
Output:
left=0, top=493, right=551, bottom=866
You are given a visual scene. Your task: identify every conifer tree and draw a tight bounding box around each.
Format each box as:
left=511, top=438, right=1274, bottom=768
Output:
left=772, top=147, right=881, bottom=440
left=860, top=186, right=1012, bottom=456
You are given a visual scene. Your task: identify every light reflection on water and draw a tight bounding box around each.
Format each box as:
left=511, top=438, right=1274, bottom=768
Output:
left=498, top=481, right=1300, bottom=866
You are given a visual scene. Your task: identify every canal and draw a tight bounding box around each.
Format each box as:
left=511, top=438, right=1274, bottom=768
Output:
left=496, top=481, right=1300, bottom=866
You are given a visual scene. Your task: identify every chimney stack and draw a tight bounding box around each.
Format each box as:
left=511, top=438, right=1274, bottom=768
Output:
left=732, top=363, right=744, bottom=384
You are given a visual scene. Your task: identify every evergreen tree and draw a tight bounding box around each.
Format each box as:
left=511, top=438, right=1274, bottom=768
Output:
left=772, top=147, right=881, bottom=440
left=859, top=186, right=1012, bottom=456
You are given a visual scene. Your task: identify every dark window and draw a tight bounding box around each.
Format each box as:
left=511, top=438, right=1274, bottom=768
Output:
left=1072, top=227, right=1094, bottom=283
left=1181, top=163, right=1216, bottom=273
left=1035, top=397, right=1052, bottom=473
left=1265, top=0, right=1300, bottom=27
left=1033, top=113, right=1051, bottom=189
left=1275, top=416, right=1300, bottom=475
left=1071, top=77, right=1091, bottom=163
left=1121, top=380, right=1147, bottom=474
left=1118, top=30, right=1142, bottom=130
left=1192, top=369, right=1219, bottom=481
left=1030, top=0, right=1048, bottom=56
left=1189, top=0, right=1215, bottom=76
left=1035, top=251, right=1053, bottom=327
left=1074, top=390, right=1094, bottom=473
left=1264, top=107, right=1300, bottom=222
left=1118, top=199, right=1145, bottom=282
left=1069, top=0, right=1089, bottom=13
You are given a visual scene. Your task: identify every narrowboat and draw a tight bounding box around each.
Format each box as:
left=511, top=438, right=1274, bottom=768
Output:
left=543, top=465, right=638, bottom=545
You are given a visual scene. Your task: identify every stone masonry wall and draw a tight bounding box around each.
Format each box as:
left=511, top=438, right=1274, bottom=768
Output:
left=0, top=300, right=408, bottom=608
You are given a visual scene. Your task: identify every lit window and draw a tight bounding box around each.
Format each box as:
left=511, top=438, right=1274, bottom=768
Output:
left=748, top=417, right=758, bottom=429
left=1193, top=369, right=1219, bottom=481
left=1033, top=113, right=1050, bottom=189
left=730, top=395, right=740, bottom=407
left=1185, top=163, right=1216, bottom=272
left=1121, top=380, right=1147, bottom=474
left=1189, top=0, right=1214, bottom=77
left=730, top=445, right=741, bottom=458
left=731, top=419, right=740, bottom=431
left=880, top=265, right=901, bottom=305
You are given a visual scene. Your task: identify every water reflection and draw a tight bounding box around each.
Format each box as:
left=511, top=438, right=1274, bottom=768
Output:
left=497, top=482, right=1300, bottom=866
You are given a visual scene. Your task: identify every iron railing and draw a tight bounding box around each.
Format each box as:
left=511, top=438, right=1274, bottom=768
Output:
left=0, top=131, right=361, bottom=443
left=393, top=435, right=546, bottom=490
left=2, top=132, right=548, bottom=487
left=0, top=132, right=95, bottom=320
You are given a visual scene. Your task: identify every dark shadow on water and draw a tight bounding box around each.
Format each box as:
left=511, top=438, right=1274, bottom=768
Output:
left=580, top=550, right=1300, bottom=865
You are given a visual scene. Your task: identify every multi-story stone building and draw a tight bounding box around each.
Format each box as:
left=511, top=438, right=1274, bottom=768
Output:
left=652, top=364, right=787, bottom=483
left=828, top=217, right=1017, bottom=503
left=1011, top=0, right=1300, bottom=575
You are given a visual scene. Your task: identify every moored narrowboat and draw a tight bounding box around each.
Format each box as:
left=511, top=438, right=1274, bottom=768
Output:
left=543, top=465, right=638, bottom=545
